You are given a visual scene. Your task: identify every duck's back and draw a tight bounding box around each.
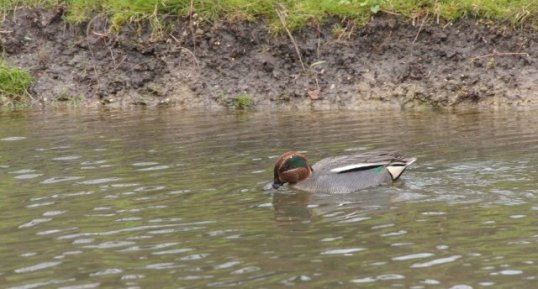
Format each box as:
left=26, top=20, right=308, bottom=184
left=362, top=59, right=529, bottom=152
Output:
left=292, top=151, right=414, bottom=194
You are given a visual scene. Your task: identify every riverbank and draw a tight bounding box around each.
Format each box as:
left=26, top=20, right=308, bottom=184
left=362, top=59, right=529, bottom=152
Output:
left=1, top=4, right=537, bottom=110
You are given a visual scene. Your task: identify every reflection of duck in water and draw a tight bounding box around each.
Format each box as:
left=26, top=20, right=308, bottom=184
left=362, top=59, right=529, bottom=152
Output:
left=271, top=186, right=397, bottom=225
left=272, top=191, right=313, bottom=225
left=272, top=151, right=416, bottom=194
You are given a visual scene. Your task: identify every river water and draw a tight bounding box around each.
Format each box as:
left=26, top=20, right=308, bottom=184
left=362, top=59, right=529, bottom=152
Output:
left=1, top=109, right=537, bottom=289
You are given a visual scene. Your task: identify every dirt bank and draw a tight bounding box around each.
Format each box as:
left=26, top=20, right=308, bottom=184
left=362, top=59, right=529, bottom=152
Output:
left=1, top=7, right=537, bottom=110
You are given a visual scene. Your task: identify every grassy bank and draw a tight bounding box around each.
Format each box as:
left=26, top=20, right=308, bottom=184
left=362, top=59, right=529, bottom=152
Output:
left=3, top=0, right=538, bottom=32
left=1, top=1, right=536, bottom=106
left=0, top=61, right=32, bottom=105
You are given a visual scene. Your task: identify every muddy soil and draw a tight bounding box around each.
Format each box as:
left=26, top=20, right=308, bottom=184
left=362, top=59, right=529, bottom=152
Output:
left=1, top=7, right=537, bottom=110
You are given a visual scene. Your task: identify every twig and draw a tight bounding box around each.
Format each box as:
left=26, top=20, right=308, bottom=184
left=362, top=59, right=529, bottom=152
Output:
left=169, top=33, right=200, bottom=68
left=0, top=30, right=13, bottom=34
left=275, top=6, right=306, bottom=72
left=92, top=31, right=108, bottom=37
left=85, top=15, right=105, bottom=94
left=188, top=0, right=196, bottom=51
left=470, top=50, right=530, bottom=61
left=413, top=13, right=429, bottom=43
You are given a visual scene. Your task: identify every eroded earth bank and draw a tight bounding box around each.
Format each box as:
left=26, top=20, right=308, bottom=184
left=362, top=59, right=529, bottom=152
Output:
left=1, top=8, right=537, bottom=110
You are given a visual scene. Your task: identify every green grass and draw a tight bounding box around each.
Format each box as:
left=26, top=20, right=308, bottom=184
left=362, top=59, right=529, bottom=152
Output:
left=2, top=0, right=537, bottom=32
left=233, top=94, right=252, bottom=110
left=0, top=61, right=32, bottom=101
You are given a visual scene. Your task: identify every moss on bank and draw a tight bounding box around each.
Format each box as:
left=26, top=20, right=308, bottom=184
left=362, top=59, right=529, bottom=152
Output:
left=3, top=0, right=538, bottom=33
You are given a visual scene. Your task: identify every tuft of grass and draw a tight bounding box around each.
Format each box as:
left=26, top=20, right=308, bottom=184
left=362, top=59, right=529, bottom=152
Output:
left=0, top=60, right=32, bottom=101
left=233, top=94, right=252, bottom=110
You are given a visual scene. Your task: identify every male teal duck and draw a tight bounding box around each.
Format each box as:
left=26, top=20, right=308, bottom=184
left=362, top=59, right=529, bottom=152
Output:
left=273, top=151, right=416, bottom=194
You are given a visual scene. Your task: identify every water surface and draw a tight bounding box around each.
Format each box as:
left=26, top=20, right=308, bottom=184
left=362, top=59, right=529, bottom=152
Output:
left=1, top=109, right=537, bottom=288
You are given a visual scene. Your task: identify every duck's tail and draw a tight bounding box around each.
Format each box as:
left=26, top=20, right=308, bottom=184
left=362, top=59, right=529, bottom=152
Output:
left=386, top=157, right=417, bottom=180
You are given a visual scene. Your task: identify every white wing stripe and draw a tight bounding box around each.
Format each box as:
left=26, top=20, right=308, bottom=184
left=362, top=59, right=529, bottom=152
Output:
left=330, top=162, right=388, bottom=173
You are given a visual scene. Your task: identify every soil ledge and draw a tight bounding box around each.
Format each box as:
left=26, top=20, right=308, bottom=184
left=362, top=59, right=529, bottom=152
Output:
left=1, top=8, right=537, bottom=110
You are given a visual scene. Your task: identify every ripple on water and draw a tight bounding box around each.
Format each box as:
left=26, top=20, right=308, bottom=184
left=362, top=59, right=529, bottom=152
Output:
left=121, top=274, right=145, bottom=280
left=449, top=285, right=473, bottom=289
left=14, top=174, right=43, bottom=179
left=321, top=248, right=366, bottom=255
left=37, top=227, right=77, bottom=236
left=132, top=162, right=160, bottom=167
left=214, top=261, right=241, bottom=269
left=18, top=218, right=52, bottom=228
left=151, top=248, right=193, bottom=255
left=137, top=165, right=170, bottom=171
left=410, top=255, right=462, bottom=268
left=320, top=236, right=343, bottom=242
left=41, top=176, right=84, bottom=184
left=9, top=169, right=35, bottom=174
left=148, top=242, right=179, bottom=249
left=351, top=274, right=405, bottom=283
left=26, top=201, right=55, bottom=208
left=43, top=210, right=66, bottom=216
left=78, top=178, right=122, bottom=185
left=231, top=266, right=260, bottom=274
left=83, top=241, right=136, bottom=249
left=7, top=279, right=74, bottom=289
left=371, top=223, right=395, bottom=230
left=145, top=263, right=182, bottom=270
left=73, top=238, right=94, bottom=245
left=179, top=253, right=209, bottom=261
left=422, top=279, right=441, bottom=285
left=57, top=283, right=100, bottom=289
left=89, top=268, right=124, bottom=276
left=421, top=211, right=447, bottom=216
left=381, top=230, right=408, bottom=237
left=338, top=216, right=371, bottom=224
left=52, top=156, right=81, bottom=161
left=1, top=136, right=26, bottom=141
left=134, top=186, right=166, bottom=192
left=281, top=275, right=312, bottom=285
left=80, top=160, right=108, bottom=165
left=493, top=269, right=523, bottom=276
left=14, top=261, right=62, bottom=273
left=392, top=253, right=435, bottom=261
left=57, top=223, right=201, bottom=241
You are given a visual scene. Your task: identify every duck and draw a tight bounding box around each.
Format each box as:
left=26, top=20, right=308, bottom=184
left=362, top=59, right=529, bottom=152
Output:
left=272, top=151, right=416, bottom=194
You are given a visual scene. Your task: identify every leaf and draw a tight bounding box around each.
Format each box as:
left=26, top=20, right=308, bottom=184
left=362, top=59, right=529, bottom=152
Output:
left=371, top=4, right=380, bottom=14
left=307, top=89, right=321, bottom=100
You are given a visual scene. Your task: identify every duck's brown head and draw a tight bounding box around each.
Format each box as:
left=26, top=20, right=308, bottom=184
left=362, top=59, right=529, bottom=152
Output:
left=273, top=151, right=313, bottom=189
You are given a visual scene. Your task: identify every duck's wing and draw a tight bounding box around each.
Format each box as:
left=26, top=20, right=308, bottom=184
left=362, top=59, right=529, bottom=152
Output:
left=314, top=151, right=416, bottom=180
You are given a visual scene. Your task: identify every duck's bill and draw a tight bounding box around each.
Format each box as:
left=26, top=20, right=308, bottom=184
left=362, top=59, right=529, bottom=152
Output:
left=272, top=180, right=283, bottom=189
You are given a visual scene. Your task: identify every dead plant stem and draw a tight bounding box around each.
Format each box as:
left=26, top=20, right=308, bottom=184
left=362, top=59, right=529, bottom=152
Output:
left=471, top=50, right=530, bottom=61
left=413, top=13, right=429, bottom=43
left=276, top=6, right=306, bottom=72
left=189, top=0, right=196, bottom=52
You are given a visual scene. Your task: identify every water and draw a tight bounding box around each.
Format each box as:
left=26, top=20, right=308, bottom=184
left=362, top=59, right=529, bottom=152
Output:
left=1, top=109, right=538, bottom=289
